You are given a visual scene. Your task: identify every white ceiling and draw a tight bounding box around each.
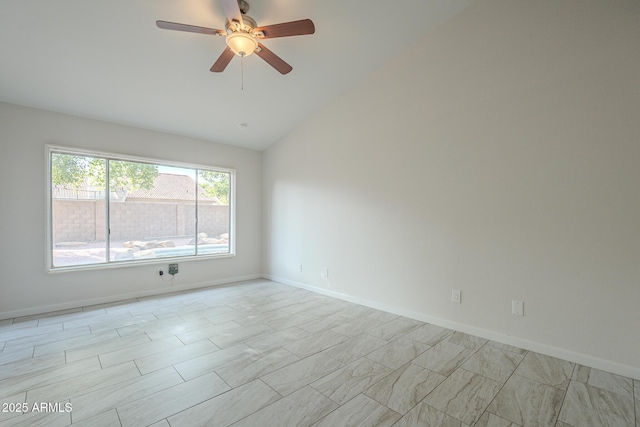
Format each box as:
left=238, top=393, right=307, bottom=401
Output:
left=0, top=0, right=473, bottom=151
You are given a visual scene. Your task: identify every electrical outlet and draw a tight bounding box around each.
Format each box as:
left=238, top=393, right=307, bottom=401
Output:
left=321, top=267, right=329, bottom=278
left=512, top=300, right=524, bottom=316
left=168, top=263, right=178, bottom=276
left=452, top=290, right=461, bottom=304
left=158, top=268, right=164, bottom=277
left=298, top=263, right=303, bottom=272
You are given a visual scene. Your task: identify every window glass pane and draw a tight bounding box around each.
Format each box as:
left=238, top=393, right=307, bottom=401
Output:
left=109, top=162, right=197, bottom=261
left=51, top=154, right=107, bottom=267
left=197, top=170, right=231, bottom=255
left=49, top=147, right=234, bottom=270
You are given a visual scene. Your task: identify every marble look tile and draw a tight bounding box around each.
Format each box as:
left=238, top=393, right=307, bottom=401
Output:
left=0, top=392, right=26, bottom=423
left=557, top=381, right=635, bottom=427
left=266, top=313, right=320, bottom=331
left=366, top=336, right=430, bottom=370
left=571, top=364, right=634, bottom=397
left=461, top=345, right=524, bottom=382
left=310, top=357, right=392, bottom=405
left=0, top=404, right=70, bottom=427
left=231, top=386, right=338, bottom=427
left=412, top=341, right=474, bottom=376
left=474, top=411, right=519, bottom=427
left=0, top=357, right=101, bottom=399
left=261, top=353, right=342, bottom=396
left=335, top=304, right=377, bottom=320
left=173, top=343, right=255, bottom=381
left=394, top=402, right=463, bottom=427
left=278, top=299, right=325, bottom=315
left=71, top=366, right=184, bottom=422
left=514, top=352, right=574, bottom=390
left=364, top=363, right=446, bottom=414
left=365, top=310, right=400, bottom=323
left=3, top=326, right=90, bottom=353
left=114, top=315, right=192, bottom=337
left=215, top=347, right=300, bottom=387
left=65, top=333, right=152, bottom=363
left=0, top=352, right=65, bottom=381
left=302, top=301, right=353, bottom=318
left=69, top=409, right=120, bottom=427
left=205, top=309, right=260, bottom=326
left=311, top=393, right=401, bottom=427
left=486, top=340, right=528, bottom=355
left=243, top=327, right=310, bottom=353
left=283, top=329, right=349, bottom=358
left=135, top=339, right=220, bottom=375
left=322, top=334, right=387, bottom=365
left=32, top=329, right=120, bottom=357
left=88, top=313, right=158, bottom=333
left=99, top=336, right=184, bottom=368
left=445, top=331, right=487, bottom=350
left=175, top=321, right=242, bottom=345
left=366, top=318, right=423, bottom=342
left=231, top=310, right=287, bottom=328
left=423, top=368, right=502, bottom=426
left=0, top=347, right=34, bottom=366
left=487, top=374, right=565, bottom=426
left=330, top=317, right=384, bottom=337
left=117, top=371, right=230, bottom=427
left=148, top=420, right=170, bottom=427
left=167, top=379, right=281, bottom=427
left=0, top=322, right=63, bottom=343
left=402, top=323, right=452, bottom=346
left=177, top=305, right=234, bottom=322
left=209, top=323, right=275, bottom=348
left=635, top=394, right=639, bottom=427
left=297, top=314, right=352, bottom=334
left=26, top=360, right=140, bottom=403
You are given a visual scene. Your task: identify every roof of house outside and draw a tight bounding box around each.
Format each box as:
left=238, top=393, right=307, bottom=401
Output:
left=53, top=173, right=220, bottom=203
left=127, top=173, right=217, bottom=202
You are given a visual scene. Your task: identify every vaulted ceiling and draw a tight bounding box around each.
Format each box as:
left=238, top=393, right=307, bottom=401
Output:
left=0, top=0, right=473, bottom=150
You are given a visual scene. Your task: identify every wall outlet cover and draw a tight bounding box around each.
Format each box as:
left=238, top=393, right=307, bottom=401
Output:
left=452, top=290, right=461, bottom=304
left=512, top=300, right=524, bottom=316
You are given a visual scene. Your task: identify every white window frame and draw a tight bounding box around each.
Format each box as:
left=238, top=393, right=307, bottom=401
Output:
left=45, top=145, right=236, bottom=273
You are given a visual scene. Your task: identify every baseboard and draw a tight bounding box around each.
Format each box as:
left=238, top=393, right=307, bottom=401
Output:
left=263, top=274, right=640, bottom=381
left=0, top=274, right=262, bottom=320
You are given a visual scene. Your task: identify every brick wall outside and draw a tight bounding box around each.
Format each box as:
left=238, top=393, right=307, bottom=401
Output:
left=52, top=200, right=229, bottom=243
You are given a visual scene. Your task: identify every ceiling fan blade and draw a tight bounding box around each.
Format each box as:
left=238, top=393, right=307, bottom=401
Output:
left=220, top=0, right=244, bottom=27
left=210, top=48, right=235, bottom=72
left=255, top=43, right=292, bottom=75
left=156, top=20, right=225, bottom=36
left=254, top=19, right=315, bottom=39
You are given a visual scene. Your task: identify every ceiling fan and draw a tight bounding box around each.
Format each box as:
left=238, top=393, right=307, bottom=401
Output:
left=156, top=0, right=315, bottom=75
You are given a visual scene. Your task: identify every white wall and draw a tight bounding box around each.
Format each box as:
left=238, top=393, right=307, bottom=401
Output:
left=263, top=0, right=640, bottom=378
left=0, top=102, right=262, bottom=318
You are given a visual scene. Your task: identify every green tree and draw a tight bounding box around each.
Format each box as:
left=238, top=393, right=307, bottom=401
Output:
left=51, top=154, right=95, bottom=190
left=199, top=171, right=230, bottom=205
left=51, top=154, right=158, bottom=193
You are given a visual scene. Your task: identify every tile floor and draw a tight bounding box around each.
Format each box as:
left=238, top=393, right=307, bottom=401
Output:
left=0, top=279, right=637, bottom=427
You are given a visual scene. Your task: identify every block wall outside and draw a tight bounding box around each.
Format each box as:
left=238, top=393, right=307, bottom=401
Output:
left=52, top=200, right=229, bottom=243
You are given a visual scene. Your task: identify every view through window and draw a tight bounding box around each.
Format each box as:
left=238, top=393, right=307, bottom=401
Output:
left=49, top=148, right=233, bottom=269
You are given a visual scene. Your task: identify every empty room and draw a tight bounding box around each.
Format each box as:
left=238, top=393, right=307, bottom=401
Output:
left=0, top=0, right=638, bottom=426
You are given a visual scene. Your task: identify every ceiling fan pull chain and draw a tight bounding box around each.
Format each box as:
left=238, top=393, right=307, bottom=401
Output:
left=241, top=54, right=244, bottom=91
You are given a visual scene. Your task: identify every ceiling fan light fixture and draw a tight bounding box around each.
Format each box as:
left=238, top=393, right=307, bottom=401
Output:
left=226, top=32, right=258, bottom=57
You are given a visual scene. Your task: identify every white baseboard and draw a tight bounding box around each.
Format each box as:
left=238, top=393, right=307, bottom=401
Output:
left=263, top=274, right=640, bottom=381
left=0, top=274, right=262, bottom=320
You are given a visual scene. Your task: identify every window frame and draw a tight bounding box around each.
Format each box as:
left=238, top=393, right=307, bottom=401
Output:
left=45, top=145, right=236, bottom=273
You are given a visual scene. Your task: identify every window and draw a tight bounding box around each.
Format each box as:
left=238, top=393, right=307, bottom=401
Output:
left=47, top=146, right=234, bottom=270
